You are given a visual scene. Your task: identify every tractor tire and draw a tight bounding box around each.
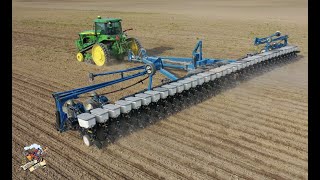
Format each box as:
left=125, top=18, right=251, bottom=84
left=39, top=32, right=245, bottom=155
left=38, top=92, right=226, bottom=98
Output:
left=127, top=38, right=143, bottom=56
left=91, top=43, right=111, bottom=66
left=76, top=52, right=84, bottom=62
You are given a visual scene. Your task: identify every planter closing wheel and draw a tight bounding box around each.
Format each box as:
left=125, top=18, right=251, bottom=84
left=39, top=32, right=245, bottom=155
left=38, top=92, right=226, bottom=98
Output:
left=83, top=135, right=92, bottom=146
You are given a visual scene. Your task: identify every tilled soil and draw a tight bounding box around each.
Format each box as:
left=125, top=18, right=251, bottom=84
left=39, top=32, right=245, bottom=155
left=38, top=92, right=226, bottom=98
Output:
left=13, top=0, right=307, bottom=179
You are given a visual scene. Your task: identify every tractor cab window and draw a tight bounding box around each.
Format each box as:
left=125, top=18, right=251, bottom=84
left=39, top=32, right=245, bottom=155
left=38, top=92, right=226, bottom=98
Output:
left=95, top=23, right=106, bottom=34
left=106, top=21, right=122, bottom=35
left=95, top=21, right=122, bottom=35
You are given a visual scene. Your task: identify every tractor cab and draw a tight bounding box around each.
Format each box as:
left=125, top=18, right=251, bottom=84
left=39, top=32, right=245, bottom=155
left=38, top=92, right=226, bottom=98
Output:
left=94, top=16, right=123, bottom=36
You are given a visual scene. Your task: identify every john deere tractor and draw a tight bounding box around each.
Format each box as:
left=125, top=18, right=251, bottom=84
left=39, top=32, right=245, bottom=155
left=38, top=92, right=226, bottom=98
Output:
left=75, top=16, right=143, bottom=66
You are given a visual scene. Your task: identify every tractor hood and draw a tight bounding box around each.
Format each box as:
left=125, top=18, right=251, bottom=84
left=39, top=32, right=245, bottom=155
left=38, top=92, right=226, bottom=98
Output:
left=79, top=30, right=100, bottom=35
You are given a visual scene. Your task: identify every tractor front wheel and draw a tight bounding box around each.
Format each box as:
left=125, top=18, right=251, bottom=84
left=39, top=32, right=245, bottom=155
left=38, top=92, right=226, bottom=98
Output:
left=92, top=43, right=111, bottom=66
left=76, top=52, right=84, bottom=62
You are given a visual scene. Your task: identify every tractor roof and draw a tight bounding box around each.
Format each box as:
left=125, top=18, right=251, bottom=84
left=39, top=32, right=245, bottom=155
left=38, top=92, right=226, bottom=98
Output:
left=94, top=17, right=122, bottom=23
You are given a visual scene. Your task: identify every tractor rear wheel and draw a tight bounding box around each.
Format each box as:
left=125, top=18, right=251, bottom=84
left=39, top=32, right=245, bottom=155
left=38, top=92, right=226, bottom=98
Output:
left=127, top=38, right=143, bottom=56
left=92, top=43, right=111, bottom=66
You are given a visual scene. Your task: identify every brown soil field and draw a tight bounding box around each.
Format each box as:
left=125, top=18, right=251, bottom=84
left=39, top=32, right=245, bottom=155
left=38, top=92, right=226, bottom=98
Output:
left=13, top=0, right=308, bottom=179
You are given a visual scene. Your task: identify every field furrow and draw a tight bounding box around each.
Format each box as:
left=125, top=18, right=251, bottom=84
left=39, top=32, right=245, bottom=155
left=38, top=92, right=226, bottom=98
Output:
left=13, top=1, right=308, bottom=179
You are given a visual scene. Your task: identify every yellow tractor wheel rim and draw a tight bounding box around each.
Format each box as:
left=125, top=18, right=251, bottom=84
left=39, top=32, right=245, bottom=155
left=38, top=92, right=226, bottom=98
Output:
left=130, top=41, right=139, bottom=55
left=92, top=44, right=106, bottom=66
left=76, top=52, right=84, bottom=62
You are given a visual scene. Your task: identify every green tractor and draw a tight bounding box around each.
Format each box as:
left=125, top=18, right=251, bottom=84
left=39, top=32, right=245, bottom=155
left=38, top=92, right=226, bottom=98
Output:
left=75, top=16, right=143, bottom=66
